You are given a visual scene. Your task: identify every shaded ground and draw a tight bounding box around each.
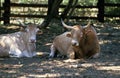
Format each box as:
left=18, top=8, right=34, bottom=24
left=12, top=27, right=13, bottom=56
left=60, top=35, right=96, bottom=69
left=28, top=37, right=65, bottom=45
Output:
left=0, top=21, right=120, bottom=78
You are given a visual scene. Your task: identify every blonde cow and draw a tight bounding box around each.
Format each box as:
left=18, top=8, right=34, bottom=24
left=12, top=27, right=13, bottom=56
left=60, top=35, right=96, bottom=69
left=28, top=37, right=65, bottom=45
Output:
left=50, top=20, right=100, bottom=59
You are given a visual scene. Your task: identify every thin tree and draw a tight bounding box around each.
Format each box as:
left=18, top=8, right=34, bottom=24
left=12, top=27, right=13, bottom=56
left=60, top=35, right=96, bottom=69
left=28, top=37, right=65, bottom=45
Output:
left=40, top=0, right=63, bottom=28
left=40, top=0, right=78, bottom=28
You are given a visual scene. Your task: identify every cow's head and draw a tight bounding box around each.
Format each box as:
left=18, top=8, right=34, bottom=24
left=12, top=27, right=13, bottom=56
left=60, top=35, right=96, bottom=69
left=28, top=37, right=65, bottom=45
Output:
left=25, top=23, right=40, bottom=43
left=83, top=21, right=95, bottom=36
left=18, top=20, right=40, bottom=43
left=61, top=19, right=83, bottom=46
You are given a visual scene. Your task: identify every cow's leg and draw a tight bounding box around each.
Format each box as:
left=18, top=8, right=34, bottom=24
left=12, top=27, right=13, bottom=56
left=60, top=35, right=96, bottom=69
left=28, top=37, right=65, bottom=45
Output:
left=93, top=52, right=100, bottom=58
left=67, top=48, right=75, bottom=59
left=76, top=50, right=84, bottom=59
left=65, top=48, right=80, bottom=62
left=92, top=44, right=100, bottom=58
left=49, top=44, right=56, bottom=58
left=88, top=46, right=100, bottom=59
left=69, top=51, right=75, bottom=59
left=9, top=47, right=22, bottom=57
left=9, top=50, right=22, bottom=57
left=0, top=47, right=9, bottom=57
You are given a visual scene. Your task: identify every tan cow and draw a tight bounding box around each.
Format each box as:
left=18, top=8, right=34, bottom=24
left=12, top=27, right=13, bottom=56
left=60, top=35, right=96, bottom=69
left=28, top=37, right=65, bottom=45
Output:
left=0, top=20, right=40, bottom=57
left=49, top=20, right=100, bottom=59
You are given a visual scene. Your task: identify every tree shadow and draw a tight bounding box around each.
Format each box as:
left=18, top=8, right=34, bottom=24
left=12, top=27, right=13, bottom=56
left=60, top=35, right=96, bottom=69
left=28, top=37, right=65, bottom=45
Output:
left=0, top=22, right=120, bottom=78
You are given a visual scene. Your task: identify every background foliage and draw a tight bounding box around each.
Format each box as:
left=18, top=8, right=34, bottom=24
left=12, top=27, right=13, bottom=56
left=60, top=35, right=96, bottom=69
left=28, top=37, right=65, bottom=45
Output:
left=0, top=0, right=120, bottom=23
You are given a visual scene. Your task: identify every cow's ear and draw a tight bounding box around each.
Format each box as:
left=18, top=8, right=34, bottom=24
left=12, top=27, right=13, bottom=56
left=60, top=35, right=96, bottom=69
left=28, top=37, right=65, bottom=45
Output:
left=20, top=27, right=26, bottom=32
left=36, top=28, right=39, bottom=32
left=38, top=30, right=43, bottom=34
left=66, top=33, right=71, bottom=37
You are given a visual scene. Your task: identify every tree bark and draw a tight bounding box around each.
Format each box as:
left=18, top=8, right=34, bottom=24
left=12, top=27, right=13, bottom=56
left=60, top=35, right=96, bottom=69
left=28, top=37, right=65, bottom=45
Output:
left=40, top=0, right=78, bottom=28
left=40, top=0, right=62, bottom=28
left=66, top=0, right=78, bottom=21
left=60, top=0, right=74, bottom=20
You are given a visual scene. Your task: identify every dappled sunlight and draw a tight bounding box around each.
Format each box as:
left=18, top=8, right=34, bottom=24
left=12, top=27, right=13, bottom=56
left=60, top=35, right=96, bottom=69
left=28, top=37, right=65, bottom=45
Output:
left=0, top=56, right=120, bottom=77
left=36, top=51, right=49, bottom=56
left=45, top=42, right=52, bottom=46
left=26, top=72, right=82, bottom=78
left=1, top=70, right=17, bottom=74
left=0, top=20, right=120, bottom=77
left=0, top=64, right=23, bottom=75
left=28, top=73, right=61, bottom=78
left=113, top=26, right=120, bottom=29
left=99, top=40, right=111, bottom=45
left=96, top=66, right=120, bottom=71
left=5, top=26, right=20, bottom=30
left=0, top=64, right=23, bottom=69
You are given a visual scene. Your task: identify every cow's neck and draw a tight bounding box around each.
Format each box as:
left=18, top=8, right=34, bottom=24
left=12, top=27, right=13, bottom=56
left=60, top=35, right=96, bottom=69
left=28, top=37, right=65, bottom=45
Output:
left=78, top=29, right=86, bottom=47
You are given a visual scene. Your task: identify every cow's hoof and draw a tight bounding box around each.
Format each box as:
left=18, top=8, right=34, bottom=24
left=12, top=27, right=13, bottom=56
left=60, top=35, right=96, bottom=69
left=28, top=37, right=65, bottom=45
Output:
left=63, top=59, right=77, bottom=63
left=49, top=55, right=54, bottom=58
left=92, top=52, right=100, bottom=58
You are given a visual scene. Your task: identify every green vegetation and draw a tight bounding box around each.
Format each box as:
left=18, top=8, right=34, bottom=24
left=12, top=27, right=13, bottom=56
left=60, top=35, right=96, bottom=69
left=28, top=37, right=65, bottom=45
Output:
left=0, top=0, right=120, bottom=24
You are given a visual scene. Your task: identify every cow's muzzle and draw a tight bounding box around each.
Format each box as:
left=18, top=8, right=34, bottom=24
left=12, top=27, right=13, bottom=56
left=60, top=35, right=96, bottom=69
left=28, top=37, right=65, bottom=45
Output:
left=71, top=40, right=79, bottom=46
left=30, top=39, right=36, bottom=43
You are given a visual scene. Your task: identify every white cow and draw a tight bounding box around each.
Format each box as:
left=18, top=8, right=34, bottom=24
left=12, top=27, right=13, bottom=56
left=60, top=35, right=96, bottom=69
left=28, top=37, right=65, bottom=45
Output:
left=0, top=20, right=40, bottom=57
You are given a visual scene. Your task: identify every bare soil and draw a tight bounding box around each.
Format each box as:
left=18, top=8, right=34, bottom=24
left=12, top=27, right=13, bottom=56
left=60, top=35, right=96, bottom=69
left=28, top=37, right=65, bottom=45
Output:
left=0, top=22, right=120, bottom=78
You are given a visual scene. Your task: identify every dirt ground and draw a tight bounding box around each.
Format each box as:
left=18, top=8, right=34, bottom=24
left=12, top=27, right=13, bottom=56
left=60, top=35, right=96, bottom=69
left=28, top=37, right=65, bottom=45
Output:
left=0, top=21, right=120, bottom=78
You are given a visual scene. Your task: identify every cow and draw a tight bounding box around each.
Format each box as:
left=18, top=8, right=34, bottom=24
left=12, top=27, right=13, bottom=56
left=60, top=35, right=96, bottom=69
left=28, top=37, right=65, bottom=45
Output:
left=0, top=20, right=40, bottom=57
left=49, top=20, right=100, bottom=59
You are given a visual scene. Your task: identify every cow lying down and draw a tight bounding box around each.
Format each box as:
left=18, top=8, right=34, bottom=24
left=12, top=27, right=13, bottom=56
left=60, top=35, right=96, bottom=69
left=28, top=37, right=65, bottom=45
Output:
left=50, top=20, right=100, bottom=59
left=0, top=20, right=40, bottom=57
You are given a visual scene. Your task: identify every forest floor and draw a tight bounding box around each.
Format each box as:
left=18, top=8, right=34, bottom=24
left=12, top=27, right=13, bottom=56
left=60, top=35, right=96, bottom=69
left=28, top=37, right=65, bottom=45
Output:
left=0, top=20, right=120, bottom=78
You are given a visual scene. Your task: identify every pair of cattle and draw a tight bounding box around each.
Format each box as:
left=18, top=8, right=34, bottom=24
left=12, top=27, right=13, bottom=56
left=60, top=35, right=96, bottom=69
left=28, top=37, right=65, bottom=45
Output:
left=0, top=19, right=100, bottom=59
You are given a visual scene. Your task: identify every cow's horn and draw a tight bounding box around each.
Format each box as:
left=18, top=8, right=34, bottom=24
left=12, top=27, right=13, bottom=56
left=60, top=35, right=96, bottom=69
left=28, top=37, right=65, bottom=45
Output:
left=61, top=19, right=74, bottom=29
left=86, top=20, right=91, bottom=27
left=17, top=19, right=27, bottom=28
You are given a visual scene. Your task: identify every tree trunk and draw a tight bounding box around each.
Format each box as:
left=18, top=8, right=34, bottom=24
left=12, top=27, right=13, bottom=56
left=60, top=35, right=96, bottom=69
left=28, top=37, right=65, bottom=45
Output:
left=60, top=0, right=74, bottom=20
left=40, top=0, right=62, bottom=28
left=40, top=0, right=78, bottom=28
left=66, top=0, right=78, bottom=21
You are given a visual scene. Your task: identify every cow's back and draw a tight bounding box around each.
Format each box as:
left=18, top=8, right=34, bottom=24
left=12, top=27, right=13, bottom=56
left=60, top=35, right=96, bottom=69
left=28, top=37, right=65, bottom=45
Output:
left=53, top=32, right=71, bottom=55
left=83, top=26, right=100, bottom=58
left=0, top=32, right=24, bottom=57
left=0, top=34, right=14, bottom=57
